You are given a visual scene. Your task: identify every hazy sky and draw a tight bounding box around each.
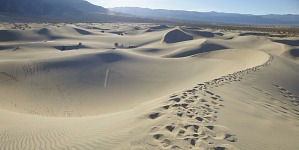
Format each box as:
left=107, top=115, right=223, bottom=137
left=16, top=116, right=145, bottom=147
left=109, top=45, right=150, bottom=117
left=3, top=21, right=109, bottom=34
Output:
left=86, top=0, right=299, bottom=15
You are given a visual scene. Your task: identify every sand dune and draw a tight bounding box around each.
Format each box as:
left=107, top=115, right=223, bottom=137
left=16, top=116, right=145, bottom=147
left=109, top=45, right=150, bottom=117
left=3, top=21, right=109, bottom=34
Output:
left=182, top=28, right=216, bottom=38
left=0, top=26, right=96, bottom=43
left=164, top=41, right=229, bottom=58
left=163, top=28, right=193, bottom=43
left=0, top=23, right=298, bottom=150
left=146, top=25, right=170, bottom=32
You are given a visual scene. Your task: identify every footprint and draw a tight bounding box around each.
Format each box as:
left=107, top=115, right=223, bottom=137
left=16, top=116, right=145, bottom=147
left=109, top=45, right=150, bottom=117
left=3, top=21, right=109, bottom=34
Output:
left=149, top=113, right=160, bottom=119
left=214, top=144, right=238, bottom=150
left=205, top=125, right=238, bottom=142
left=185, top=99, right=194, bottom=103
left=171, top=145, right=182, bottom=150
left=153, top=134, right=164, bottom=140
left=195, top=117, right=203, bottom=122
left=161, top=139, right=172, bottom=148
left=170, top=98, right=181, bottom=103
left=163, top=105, right=170, bottom=110
left=165, top=125, right=175, bottom=132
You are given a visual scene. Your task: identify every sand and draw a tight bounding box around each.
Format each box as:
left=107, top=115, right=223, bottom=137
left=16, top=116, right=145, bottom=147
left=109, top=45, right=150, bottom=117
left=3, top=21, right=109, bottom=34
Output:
left=0, top=23, right=298, bottom=150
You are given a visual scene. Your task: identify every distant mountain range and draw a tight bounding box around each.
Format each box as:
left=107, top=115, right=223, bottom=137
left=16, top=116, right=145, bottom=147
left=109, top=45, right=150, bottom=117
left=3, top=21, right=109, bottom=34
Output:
left=111, top=7, right=299, bottom=25
left=0, top=0, right=298, bottom=25
left=0, top=0, right=161, bottom=23
left=0, top=0, right=107, bottom=15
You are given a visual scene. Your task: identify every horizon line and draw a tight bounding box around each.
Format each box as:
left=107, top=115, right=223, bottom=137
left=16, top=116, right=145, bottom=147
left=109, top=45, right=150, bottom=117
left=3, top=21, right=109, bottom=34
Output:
left=109, top=6, right=299, bottom=16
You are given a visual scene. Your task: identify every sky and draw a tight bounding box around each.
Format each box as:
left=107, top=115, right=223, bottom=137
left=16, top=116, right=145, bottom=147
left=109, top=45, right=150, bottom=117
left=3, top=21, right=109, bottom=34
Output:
left=86, top=0, right=299, bottom=15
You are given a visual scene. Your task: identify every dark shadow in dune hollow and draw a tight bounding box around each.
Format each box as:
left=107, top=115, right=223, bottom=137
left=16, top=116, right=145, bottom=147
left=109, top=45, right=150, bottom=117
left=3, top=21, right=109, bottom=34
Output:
left=95, top=53, right=123, bottom=63
left=167, top=43, right=229, bottom=58
left=55, top=45, right=90, bottom=51
left=0, top=46, right=13, bottom=51
left=44, top=53, right=123, bottom=70
left=0, top=30, right=22, bottom=41
left=214, top=33, right=224, bottom=36
left=146, top=25, right=170, bottom=32
left=273, top=40, right=299, bottom=46
left=290, top=49, right=299, bottom=57
left=142, top=49, right=161, bottom=53
left=240, top=32, right=270, bottom=36
left=73, top=28, right=93, bottom=35
left=192, top=31, right=215, bottom=38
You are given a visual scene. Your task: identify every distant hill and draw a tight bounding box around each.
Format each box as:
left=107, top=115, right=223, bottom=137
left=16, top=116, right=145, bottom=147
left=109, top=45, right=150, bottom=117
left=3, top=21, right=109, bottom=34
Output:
left=0, top=0, right=164, bottom=23
left=0, top=0, right=107, bottom=15
left=111, top=7, right=299, bottom=25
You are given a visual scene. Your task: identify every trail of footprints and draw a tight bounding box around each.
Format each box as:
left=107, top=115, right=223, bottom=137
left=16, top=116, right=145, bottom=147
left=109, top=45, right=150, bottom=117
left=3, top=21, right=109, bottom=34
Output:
left=274, top=85, right=299, bottom=106
left=248, top=80, right=299, bottom=121
left=268, top=84, right=299, bottom=120
left=0, top=62, right=47, bottom=84
left=149, top=91, right=235, bottom=149
left=0, top=72, right=19, bottom=83
left=147, top=55, right=274, bottom=149
left=148, top=90, right=236, bottom=149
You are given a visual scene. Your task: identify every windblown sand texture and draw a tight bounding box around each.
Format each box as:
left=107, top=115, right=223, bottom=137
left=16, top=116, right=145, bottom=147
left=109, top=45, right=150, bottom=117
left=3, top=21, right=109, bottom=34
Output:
left=0, top=23, right=298, bottom=150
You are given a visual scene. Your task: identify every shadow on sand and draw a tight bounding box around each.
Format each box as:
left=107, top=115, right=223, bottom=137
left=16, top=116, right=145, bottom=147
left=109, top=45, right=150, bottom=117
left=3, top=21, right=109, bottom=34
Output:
left=273, top=40, right=299, bottom=46
left=55, top=44, right=90, bottom=51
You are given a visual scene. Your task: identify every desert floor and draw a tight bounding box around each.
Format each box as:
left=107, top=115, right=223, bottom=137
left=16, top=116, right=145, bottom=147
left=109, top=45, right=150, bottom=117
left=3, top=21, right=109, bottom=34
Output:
left=0, top=23, right=298, bottom=150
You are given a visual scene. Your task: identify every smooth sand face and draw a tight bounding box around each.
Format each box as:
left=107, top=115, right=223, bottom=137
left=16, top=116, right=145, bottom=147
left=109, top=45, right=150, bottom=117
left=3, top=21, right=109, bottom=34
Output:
left=0, top=23, right=298, bottom=150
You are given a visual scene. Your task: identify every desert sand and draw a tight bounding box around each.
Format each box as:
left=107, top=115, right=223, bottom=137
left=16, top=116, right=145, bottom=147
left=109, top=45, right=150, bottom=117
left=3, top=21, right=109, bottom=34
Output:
left=0, top=23, right=298, bottom=150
